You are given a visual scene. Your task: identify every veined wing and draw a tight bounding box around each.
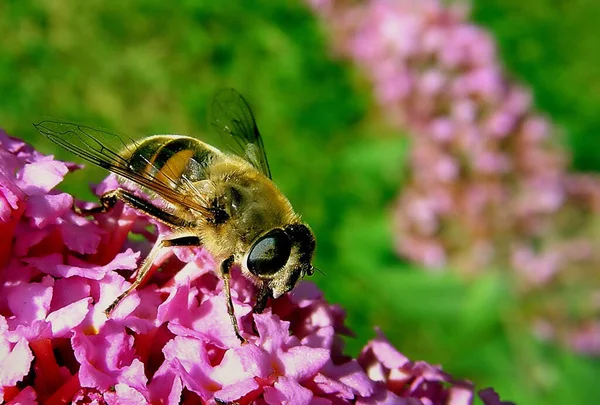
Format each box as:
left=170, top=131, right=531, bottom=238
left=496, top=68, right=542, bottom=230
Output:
left=208, top=88, right=272, bottom=179
left=33, top=120, right=211, bottom=216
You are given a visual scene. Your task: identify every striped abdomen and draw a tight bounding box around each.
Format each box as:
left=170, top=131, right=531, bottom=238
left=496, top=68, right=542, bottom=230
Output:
left=126, top=135, right=220, bottom=189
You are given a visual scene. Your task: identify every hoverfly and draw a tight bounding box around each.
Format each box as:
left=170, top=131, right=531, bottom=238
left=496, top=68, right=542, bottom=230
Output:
left=34, top=89, right=316, bottom=343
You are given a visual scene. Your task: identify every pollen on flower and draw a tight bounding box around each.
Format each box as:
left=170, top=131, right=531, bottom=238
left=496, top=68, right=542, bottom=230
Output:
left=84, top=321, right=101, bottom=335
left=0, top=131, right=511, bottom=404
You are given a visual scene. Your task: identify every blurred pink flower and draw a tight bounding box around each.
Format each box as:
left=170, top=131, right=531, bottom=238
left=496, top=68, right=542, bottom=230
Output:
left=308, top=0, right=600, bottom=355
left=0, top=132, right=511, bottom=404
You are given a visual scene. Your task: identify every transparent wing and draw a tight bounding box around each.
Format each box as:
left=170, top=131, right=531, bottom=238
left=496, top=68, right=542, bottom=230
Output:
left=33, top=120, right=211, bottom=216
left=208, top=88, right=272, bottom=179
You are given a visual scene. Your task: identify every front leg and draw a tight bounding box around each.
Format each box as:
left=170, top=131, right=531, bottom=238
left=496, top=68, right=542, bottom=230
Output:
left=75, top=188, right=190, bottom=227
left=104, top=234, right=201, bottom=315
left=251, top=284, right=272, bottom=335
left=221, top=256, right=247, bottom=344
left=253, top=284, right=271, bottom=314
left=73, top=189, right=118, bottom=216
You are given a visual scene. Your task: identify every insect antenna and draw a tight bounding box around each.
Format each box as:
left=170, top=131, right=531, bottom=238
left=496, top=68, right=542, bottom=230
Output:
left=314, top=266, right=326, bottom=276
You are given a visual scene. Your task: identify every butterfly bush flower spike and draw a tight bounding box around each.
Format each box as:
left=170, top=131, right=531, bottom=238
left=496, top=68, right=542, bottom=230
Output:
left=0, top=131, right=511, bottom=403
left=307, top=0, right=600, bottom=356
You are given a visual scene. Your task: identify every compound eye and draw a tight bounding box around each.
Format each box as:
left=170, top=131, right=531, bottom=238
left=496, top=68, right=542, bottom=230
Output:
left=248, top=229, right=291, bottom=276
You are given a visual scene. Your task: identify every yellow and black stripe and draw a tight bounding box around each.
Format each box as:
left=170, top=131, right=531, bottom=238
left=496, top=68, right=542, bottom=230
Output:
left=127, top=135, right=217, bottom=189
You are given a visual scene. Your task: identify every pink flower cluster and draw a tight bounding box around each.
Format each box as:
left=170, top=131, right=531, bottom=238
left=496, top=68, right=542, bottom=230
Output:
left=0, top=132, right=511, bottom=404
left=307, top=0, right=600, bottom=355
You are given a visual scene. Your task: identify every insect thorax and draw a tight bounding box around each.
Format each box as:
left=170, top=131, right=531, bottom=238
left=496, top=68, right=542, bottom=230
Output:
left=207, top=164, right=298, bottom=245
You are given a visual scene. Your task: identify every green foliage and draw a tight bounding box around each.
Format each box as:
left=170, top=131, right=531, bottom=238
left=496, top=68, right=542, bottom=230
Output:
left=2, top=1, right=600, bottom=404
left=472, top=0, right=600, bottom=172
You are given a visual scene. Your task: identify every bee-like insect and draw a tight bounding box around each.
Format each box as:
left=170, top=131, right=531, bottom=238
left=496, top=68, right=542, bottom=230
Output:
left=34, top=89, right=316, bottom=343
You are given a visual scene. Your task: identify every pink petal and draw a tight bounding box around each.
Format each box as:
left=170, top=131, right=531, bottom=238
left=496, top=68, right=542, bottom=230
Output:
left=0, top=146, right=24, bottom=177
left=264, top=376, right=313, bottom=405
left=24, top=253, right=63, bottom=278
left=116, top=359, right=148, bottom=397
left=13, top=227, right=50, bottom=256
left=148, top=362, right=183, bottom=405
left=94, top=174, right=120, bottom=195
left=59, top=219, right=102, bottom=254
left=163, top=336, right=218, bottom=399
left=312, top=373, right=355, bottom=400
left=171, top=360, right=213, bottom=400
left=254, top=313, right=291, bottom=354
left=0, top=260, right=37, bottom=314
left=448, top=386, right=474, bottom=405
left=287, top=281, right=323, bottom=308
left=279, top=346, right=330, bottom=381
left=104, top=384, right=148, bottom=405
left=187, top=293, right=252, bottom=347
left=27, top=248, right=136, bottom=282
left=0, top=337, right=34, bottom=387
left=90, top=272, right=140, bottom=326
left=122, top=287, right=162, bottom=333
left=213, top=378, right=259, bottom=403
left=0, top=130, right=25, bottom=151
left=11, top=320, right=52, bottom=342
left=7, top=276, right=54, bottom=324
left=57, top=249, right=139, bottom=280
left=234, top=344, right=274, bottom=379
left=211, top=347, right=254, bottom=385
left=301, top=325, right=334, bottom=349
left=321, top=360, right=374, bottom=398
left=171, top=245, right=204, bottom=264
left=0, top=316, right=8, bottom=358
left=50, top=277, right=91, bottom=310
left=46, top=297, right=91, bottom=337
left=172, top=255, right=216, bottom=285
left=356, top=386, right=405, bottom=405
left=72, top=321, right=147, bottom=392
left=72, top=388, right=105, bottom=403
left=156, top=279, right=196, bottom=326
left=368, top=331, right=409, bottom=369
left=18, top=160, right=68, bottom=195
left=0, top=184, right=20, bottom=222
left=24, top=193, right=73, bottom=228
left=478, top=387, right=512, bottom=405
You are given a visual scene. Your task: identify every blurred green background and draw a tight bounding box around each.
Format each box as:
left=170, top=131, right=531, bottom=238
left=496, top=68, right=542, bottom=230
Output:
left=2, top=1, right=599, bottom=404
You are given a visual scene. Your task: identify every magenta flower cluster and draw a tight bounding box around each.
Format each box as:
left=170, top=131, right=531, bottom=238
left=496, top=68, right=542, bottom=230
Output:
left=0, top=132, right=512, bottom=404
left=307, top=0, right=600, bottom=355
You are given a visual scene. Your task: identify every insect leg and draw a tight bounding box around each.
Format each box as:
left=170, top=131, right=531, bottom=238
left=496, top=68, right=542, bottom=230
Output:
left=73, top=190, right=119, bottom=215
left=76, top=188, right=190, bottom=227
left=253, top=284, right=271, bottom=314
left=221, top=256, right=247, bottom=344
left=251, top=284, right=271, bottom=335
left=104, top=234, right=202, bottom=316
